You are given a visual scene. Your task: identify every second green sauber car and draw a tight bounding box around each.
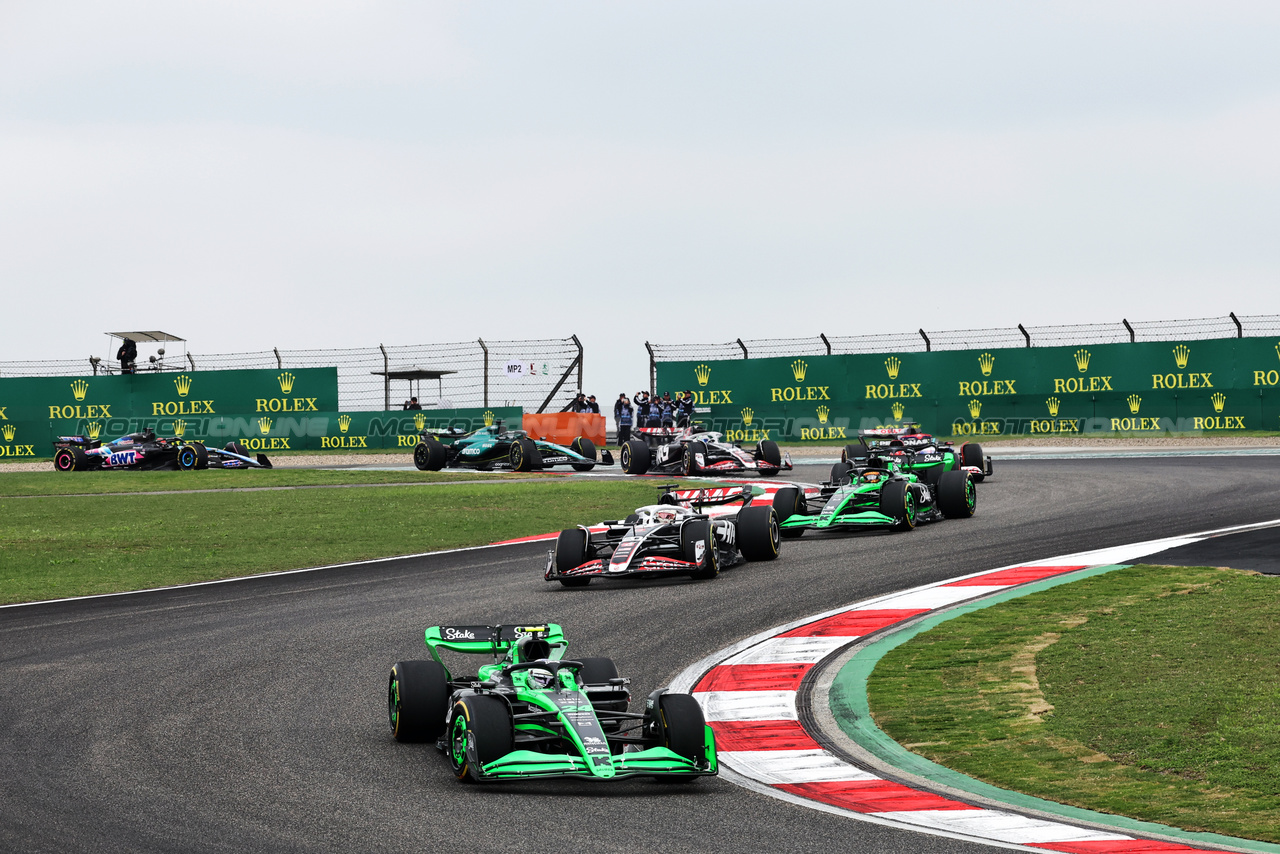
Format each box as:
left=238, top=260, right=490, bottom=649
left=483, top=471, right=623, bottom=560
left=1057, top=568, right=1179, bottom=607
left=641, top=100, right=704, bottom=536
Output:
left=387, top=623, right=716, bottom=782
left=771, top=455, right=975, bottom=537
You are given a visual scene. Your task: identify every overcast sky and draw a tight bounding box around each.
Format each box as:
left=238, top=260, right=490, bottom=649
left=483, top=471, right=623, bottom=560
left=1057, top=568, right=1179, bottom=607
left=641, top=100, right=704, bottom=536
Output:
left=2, top=2, right=1278, bottom=401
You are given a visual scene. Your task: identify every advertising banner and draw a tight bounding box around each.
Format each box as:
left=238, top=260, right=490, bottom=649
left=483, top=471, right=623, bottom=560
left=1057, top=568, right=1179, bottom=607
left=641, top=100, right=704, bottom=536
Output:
left=655, top=337, right=1280, bottom=441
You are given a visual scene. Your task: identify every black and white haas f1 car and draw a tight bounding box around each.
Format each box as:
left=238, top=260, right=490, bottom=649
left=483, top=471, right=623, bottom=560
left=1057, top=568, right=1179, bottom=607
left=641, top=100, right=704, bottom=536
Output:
left=844, top=424, right=992, bottom=483
left=545, top=486, right=781, bottom=586
left=52, top=430, right=273, bottom=472
left=619, top=424, right=792, bottom=477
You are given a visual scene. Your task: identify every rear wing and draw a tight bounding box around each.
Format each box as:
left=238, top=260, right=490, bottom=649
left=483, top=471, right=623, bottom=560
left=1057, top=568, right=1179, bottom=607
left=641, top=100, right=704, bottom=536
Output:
left=52, top=436, right=101, bottom=450
left=424, top=623, right=566, bottom=660
left=857, top=423, right=921, bottom=439
left=659, top=484, right=754, bottom=511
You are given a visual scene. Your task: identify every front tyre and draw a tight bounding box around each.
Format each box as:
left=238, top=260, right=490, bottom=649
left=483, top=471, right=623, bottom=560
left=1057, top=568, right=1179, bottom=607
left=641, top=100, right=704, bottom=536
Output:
left=554, top=528, right=591, bottom=586
left=736, top=505, right=780, bottom=561
left=772, top=487, right=806, bottom=538
left=652, top=693, right=709, bottom=781
left=508, top=437, right=541, bottom=472
left=570, top=436, right=598, bottom=472
left=755, top=439, right=782, bottom=472
left=879, top=481, right=916, bottom=531
left=189, top=442, right=209, bottom=470
left=937, top=470, right=976, bottom=518
left=960, top=442, right=986, bottom=483
left=683, top=441, right=707, bottom=476
left=388, top=660, right=450, bottom=742
left=177, top=445, right=200, bottom=470
left=620, top=439, right=650, bottom=475
left=448, top=695, right=513, bottom=782
left=681, top=519, right=719, bottom=580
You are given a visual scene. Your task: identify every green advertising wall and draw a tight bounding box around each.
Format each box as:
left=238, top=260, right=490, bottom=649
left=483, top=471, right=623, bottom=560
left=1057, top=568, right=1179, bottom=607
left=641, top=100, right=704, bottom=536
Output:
left=655, top=337, right=1280, bottom=442
left=0, top=368, right=515, bottom=458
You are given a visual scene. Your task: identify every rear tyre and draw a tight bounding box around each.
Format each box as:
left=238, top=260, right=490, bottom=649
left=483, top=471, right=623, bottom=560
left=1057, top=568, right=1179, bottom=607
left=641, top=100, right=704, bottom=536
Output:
left=960, top=442, right=986, bottom=483
left=681, top=520, right=719, bottom=580
left=620, top=439, right=650, bottom=475
left=772, top=487, right=806, bottom=538
left=736, top=506, right=780, bottom=561
left=413, top=437, right=447, bottom=471
left=388, top=660, right=450, bottom=742
left=683, top=441, right=707, bottom=476
left=448, top=695, right=513, bottom=782
left=937, top=470, right=976, bottom=518
left=755, top=439, right=782, bottom=471
left=570, top=436, right=598, bottom=471
left=879, top=481, right=916, bottom=530
left=53, top=447, right=82, bottom=472
left=841, top=444, right=863, bottom=464
left=578, top=657, right=626, bottom=729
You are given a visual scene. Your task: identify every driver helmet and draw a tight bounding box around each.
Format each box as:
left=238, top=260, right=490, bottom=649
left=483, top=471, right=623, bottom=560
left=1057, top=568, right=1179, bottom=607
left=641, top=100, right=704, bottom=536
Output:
left=653, top=508, right=678, bottom=523
left=529, top=668, right=555, bottom=689
left=861, top=471, right=883, bottom=483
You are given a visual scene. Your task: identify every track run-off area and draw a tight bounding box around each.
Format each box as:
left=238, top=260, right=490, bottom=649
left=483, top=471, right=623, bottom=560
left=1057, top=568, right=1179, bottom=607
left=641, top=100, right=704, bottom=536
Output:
left=4, top=454, right=1280, bottom=854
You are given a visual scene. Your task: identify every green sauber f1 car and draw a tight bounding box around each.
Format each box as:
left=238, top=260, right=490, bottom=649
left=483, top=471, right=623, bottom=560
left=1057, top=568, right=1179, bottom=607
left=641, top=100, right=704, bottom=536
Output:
left=413, top=421, right=613, bottom=472
left=387, top=624, right=717, bottom=783
left=770, top=453, right=975, bottom=537
left=842, top=423, right=992, bottom=483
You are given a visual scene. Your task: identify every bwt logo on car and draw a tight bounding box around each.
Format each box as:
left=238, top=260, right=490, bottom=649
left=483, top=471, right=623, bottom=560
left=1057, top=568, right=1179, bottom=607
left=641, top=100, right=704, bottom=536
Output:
left=108, top=451, right=137, bottom=466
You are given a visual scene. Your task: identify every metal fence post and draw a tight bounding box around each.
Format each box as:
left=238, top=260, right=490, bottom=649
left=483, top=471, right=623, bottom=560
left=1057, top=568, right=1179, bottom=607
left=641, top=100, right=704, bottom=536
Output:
left=645, top=342, right=656, bottom=396
left=819, top=334, right=831, bottom=355
left=919, top=329, right=931, bottom=352
left=273, top=347, right=282, bottom=369
left=736, top=339, right=748, bottom=359
left=379, top=344, right=389, bottom=410
left=1230, top=312, right=1243, bottom=338
left=574, top=334, right=583, bottom=394
left=1122, top=319, right=1135, bottom=343
left=478, top=338, right=489, bottom=407
left=1018, top=324, right=1031, bottom=348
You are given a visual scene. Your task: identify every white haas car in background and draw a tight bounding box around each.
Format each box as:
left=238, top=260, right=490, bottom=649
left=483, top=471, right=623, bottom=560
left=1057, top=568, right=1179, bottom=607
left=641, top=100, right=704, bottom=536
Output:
left=545, top=486, right=781, bottom=586
left=618, top=424, right=792, bottom=477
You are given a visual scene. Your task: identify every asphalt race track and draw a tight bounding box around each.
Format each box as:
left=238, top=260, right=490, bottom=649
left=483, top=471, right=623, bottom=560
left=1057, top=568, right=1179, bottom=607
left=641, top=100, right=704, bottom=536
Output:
left=4, top=456, right=1280, bottom=854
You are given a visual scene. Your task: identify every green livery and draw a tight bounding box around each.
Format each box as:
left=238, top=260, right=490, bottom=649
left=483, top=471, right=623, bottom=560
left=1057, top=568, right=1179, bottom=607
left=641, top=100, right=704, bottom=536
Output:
left=387, top=623, right=716, bottom=782
left=771, top=454, right=976, bottom=537
left=843, top=423, right=992, bottom=484
left=413, top=420, right=613, bottom=472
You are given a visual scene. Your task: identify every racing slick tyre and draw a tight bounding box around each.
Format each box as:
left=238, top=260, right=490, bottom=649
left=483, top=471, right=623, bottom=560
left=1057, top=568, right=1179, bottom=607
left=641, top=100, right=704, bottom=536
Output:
left=960, top=442, right=986, bottom=483
left=879, top=481, right=916, bottom=531
left=937, top=469, right=976, bottom=518
left=841, top=443, right=864, bottom=464
left=553, top=528, right=592, bottom=587
left=829, top=460, right=854, bottom=486
left=683, top=441, right=707, bottom=476
left=578, top=657, right=627, bottom=731
left=189, top=442, right=209, bottom=470
left=736, top=505, right=780, bottom=561
left=448, top=695, right=514, bottom=782
left=413, top=437, right=447, bottom=471
left=570, top=436, right=598, bottom=472
left=772, top=487, right=806, bottom=538
left=225, top=442, right=250, bottom=457
left=388, top=659, right=450, bottom=743
left=54, top=447, right=88, bottom=472
left=755, top=439, right=782, bottom=472
left=654, top=693, right=707, bottom=780
left=620, top=439, right=650, bottom=475
left=681, top=519, right=719, bottom=580
left=509, top=437, right=543, bottom=472
left=177, top=445, right=201, bottom=470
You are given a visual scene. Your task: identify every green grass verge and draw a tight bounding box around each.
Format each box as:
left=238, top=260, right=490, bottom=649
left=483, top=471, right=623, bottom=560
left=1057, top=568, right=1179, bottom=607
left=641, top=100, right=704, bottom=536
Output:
left=0, top=469, right=558, bottom=497
left=867, top=564, right=1280, bottom=842
left=0, top=479, right=686, bottom=605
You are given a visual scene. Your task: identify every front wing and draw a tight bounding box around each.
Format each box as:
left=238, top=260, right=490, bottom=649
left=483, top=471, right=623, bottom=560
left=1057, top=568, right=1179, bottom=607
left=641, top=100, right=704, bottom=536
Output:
left=461, top=731, right=717, bottom=782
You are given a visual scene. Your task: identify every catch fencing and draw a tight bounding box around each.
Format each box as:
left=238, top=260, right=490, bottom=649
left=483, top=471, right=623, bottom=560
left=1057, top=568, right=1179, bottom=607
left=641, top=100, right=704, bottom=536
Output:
left=0, top=337, right=584, bottom=414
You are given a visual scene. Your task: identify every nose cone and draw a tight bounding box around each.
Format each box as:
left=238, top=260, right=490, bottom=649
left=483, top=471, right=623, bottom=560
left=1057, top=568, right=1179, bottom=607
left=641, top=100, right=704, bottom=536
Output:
left=590, top=756, right=617, bottom=778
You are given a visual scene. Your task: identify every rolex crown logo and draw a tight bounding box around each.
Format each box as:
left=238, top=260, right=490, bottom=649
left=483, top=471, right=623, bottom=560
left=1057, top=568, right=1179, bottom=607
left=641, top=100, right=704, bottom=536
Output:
left=86, top=422, right=102, bottom=440
left=413, top=412, right=425, bottom=431
left=1274, top=341, right=1279, bottom=363
left=258, top=417, right=272, bottom=434
left=1211, top=392, right=1226, bottom=414
left=277, top=371, right=296, bottom=394
left=967, top=399, right=982, bottom=419
left=891, top=402, right=905, bottom=421
left=694, top=364, right=711, bottom=387
left=71, top=379, right=89, bottom=401
left=978, top=352, right=995, bottom=377
left=1046, top=397, right=1061, bottom=417
left=174, top=374, right=193, bottom=397
left=816, top=405, right=829, bottom=424
left=1127, top=394, right=1141, bottom=414
left=1172, top=345, right=1190, bottom=370
left=884, top=356, right=901, bottom=380
left=741, top=407, right=754, bottom=426
left=1073, top=349, right=1091, bottom=373
left=338, top=414, right=352, bottom=434
left=1, top=424, right=14, bottom=442
left=791, top=359, right=808, bottom=382
left=173, top=419, right=186, bottom=437
left=483, top=410, right=495, bottom=427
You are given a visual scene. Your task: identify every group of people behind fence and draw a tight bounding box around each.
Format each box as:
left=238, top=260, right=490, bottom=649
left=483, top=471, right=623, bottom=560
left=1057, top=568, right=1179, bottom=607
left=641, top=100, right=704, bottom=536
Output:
left=612, top=390, right=695, bottom=443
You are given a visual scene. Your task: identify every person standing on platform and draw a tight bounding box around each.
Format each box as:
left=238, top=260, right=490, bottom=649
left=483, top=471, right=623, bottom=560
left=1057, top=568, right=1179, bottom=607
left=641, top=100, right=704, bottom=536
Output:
left=614, top=394, right=633, bottom=445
